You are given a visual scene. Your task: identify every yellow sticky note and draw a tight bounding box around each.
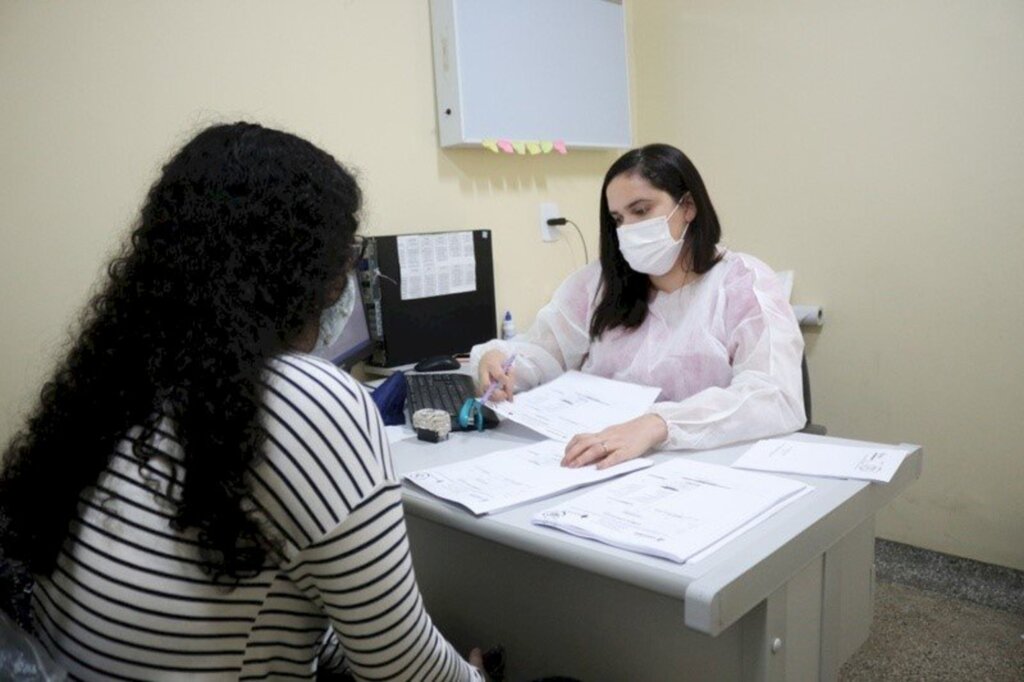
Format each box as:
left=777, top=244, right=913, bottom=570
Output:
left=540, top=141, right=554, bottom=154
left=512, top=141, right=526, bottom=155
left=482, top=139, right=499, bottom=153
left=526, top=142, right=541, bottom=155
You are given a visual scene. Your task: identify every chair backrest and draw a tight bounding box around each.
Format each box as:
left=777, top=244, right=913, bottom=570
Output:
left=800, top=354, right=827, bottom=435
left=801, top=354, right=812, bottom=426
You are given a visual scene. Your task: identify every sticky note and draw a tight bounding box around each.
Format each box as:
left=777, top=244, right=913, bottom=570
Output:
left=541, top=141, right=554, bottom=154
left=497, top=139, right=514, bottom=154
left=553, top=140, right=567, bottom=155
left=512, top=141, right=526, bottom=155
left=482, top=140, right=499, bottom=153
left=526, top=142, right=541, bottom=155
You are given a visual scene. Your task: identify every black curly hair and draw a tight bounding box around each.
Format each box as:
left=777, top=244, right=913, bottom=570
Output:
left=0, top=122, right=362, bottom=586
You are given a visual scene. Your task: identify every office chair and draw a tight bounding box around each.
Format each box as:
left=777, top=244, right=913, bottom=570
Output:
left=800, top=354, right=827, bottom=435
left=0, top=547, right=66, bottom=678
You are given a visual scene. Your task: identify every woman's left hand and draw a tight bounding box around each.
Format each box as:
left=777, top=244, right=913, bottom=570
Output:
left=561, top=414, right=669, bottom=470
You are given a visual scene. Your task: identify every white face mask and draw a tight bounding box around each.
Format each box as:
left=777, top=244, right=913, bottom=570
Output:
left=316, top=273, right=357, bottom=350
left=617, top=201, right=687, bottom=276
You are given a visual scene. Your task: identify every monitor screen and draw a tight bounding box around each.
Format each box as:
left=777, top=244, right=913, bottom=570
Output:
left=367, top=230, right=495, bottom=366
left=314, top=284, right=374, bottom=371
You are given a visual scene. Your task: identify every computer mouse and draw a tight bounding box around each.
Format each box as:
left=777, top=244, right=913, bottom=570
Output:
left=413, top=354, right=461, bottom=372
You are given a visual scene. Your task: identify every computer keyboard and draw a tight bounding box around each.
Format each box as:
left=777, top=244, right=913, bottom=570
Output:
left=405, top=372, right=497, bottom=430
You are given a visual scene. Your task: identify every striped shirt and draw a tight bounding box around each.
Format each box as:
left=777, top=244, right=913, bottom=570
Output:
left=32, top=353, right=481, bottom=681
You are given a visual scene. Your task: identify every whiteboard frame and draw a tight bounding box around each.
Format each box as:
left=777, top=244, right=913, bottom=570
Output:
left=425, top=0, right=630, bottom=150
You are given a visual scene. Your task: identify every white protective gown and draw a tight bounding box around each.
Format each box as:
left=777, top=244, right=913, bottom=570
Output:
left=469, top=250, right=806, bottom=451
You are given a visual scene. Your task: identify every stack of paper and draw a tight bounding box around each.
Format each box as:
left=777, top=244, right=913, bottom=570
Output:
left=532, top=459, right=812, bottom=563
left=487, top=370, right=661, bottom=442
left=403, top=440, right=653, bottom=516
left=732, top=438, right=909, bottom=483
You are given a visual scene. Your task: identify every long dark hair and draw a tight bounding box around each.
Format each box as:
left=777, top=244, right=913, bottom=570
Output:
left=0, top=122, right=361, bottom=582
left=590, top=143, right=722, bottom=340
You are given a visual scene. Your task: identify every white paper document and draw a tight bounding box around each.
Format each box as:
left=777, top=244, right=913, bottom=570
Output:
left=397, top=231, right=476, bottom=300
left=487, top=371, right=662, bottom=442
left=686, top=485, right=814, bottom=563
left=532, top=459, right=812, bottom=563
left=384, top=424, right=416, bottom=445
left=402, top=439, right=653, bottom=516
left=731, top=438, right=909, bottom=483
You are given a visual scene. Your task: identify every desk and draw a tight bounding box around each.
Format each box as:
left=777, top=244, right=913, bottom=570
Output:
left=390, top=423, right=921, bottom=681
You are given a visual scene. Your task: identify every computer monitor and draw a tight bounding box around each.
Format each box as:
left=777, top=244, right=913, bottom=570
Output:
left=363, top=230, right=496, bottom=366
left=314, top=285, right=374, bottom=371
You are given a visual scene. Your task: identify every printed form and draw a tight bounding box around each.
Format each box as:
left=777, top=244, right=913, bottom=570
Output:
left=532, top=459, right=812, bottom=563
left=397, top=231, right=477, bottom=300
left=488, top=371, right=661, bottom=442
left=402, top=439, right=653, bottom=516
left=732, top=438, right=909, bottom=483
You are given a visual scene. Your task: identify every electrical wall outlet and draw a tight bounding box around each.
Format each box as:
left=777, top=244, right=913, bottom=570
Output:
left=539, top=202, right=561, bottom=242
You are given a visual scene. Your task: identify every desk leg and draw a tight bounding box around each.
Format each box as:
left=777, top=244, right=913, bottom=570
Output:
left=741, top=554, right=825, bottom=682
left=819, top=518, right=876, bottom=681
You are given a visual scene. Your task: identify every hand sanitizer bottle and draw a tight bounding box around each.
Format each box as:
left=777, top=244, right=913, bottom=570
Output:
left=501, top=310, right=517, bottom=340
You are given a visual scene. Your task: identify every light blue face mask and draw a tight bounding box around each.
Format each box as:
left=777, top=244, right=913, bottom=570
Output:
left=316, top=273, right=357, bottom=350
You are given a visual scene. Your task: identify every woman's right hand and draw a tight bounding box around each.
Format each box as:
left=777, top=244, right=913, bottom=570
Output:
left=469, top=647, right=485, bottom=675
left=469, top=645, right=503, bottom=681
left=477, top=349, right=516, bottom=402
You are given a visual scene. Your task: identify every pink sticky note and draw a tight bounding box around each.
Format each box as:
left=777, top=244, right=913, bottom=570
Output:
left=497, top=139, right=514, bottom=154
left=553, top=140, right=567, bottom=155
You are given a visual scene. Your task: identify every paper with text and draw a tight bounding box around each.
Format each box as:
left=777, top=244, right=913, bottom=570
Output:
left=488, top=371, right=661, bottom=442
left=397, top=232, right=476, bottom=300
left=402, top=439, right=653, bottom=516
left=731, top=439, right=909, bottom=483
left=532, top=459, right=812, bottom=563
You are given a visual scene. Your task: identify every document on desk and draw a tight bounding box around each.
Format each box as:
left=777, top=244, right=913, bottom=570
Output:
left=731, top=438, right=909, bottom=483
left=487, top=371, right=661, bottom=442
left=402, top=439, right=653, bottom=516
left=532, top=459, right=812, bottom=563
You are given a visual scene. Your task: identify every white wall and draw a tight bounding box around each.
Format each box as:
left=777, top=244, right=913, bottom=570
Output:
left=631, top=0, right=1024, bottom=569
left=0, top=0, right=616, bottom=442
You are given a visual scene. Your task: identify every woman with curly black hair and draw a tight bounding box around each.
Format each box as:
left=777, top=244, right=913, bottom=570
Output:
left=0, top=122, right=483, bottom=680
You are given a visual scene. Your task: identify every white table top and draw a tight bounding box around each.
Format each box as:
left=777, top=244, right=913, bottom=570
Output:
left=390, top=417, right=922, bottom=635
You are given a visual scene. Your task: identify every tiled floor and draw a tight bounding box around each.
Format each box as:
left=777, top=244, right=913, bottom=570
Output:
left=840, top=541, right=1024, bottom=681
left=839, top=581, right=1024, bottom=681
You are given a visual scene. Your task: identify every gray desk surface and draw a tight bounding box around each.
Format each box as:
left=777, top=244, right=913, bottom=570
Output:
left=390, top=421, right=922, bottom=637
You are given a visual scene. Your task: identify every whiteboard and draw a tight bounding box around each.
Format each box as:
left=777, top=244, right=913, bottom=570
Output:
left=430, top=0, right=632, bottom=150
